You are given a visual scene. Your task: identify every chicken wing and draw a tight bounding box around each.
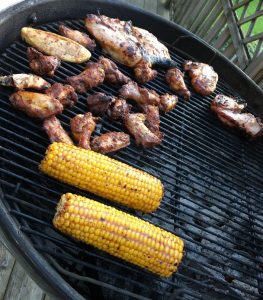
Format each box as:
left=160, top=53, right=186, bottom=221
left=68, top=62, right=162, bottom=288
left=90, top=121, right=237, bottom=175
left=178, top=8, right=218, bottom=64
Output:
left=58, top=24, right=96, bottom=50
left=97, top=56, right=130, bottom=85
left=183, top=61, right=218, bottom=96
left=119, top=81, right=160, bottom=105
left=9, top=91, right=63, bottom=119
left=134, top=61, right=157, bottom=84
left=27, top=47, right=61, bottom=77
left=0, top=73, right=50, bottom=91
left=87, top=92, right=113, bottom=116
left=124, top=113, right=162, bottom=147
left=91, top=132, right=130, bottom=154
left=159, top=93, right=178, bottom=113
left=45, top=83, right=77, bottom=108
left=85, top=14, right=175, bottom=83
left=211, top=94, right=263, bottom=139
left=165, top=68, right=190, bottom=100
left=67, top=62, right=105, bottom=93
left=43, top=116, right=73, bottom=144
left=141, top=104, right=162, bottom=139
left=70, top=112, right=98, bottom=149
left=107, top=98, right=130, bottom=120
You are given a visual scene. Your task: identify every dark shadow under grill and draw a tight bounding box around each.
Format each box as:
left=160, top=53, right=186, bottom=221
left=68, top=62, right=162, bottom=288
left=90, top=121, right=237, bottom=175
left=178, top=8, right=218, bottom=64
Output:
left=0, top=18, right=263, bottom=300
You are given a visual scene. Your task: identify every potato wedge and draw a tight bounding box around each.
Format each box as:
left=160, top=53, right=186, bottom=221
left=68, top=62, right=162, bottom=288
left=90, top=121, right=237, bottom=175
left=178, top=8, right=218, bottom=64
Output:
left=21, top=27, right=91, bottom=63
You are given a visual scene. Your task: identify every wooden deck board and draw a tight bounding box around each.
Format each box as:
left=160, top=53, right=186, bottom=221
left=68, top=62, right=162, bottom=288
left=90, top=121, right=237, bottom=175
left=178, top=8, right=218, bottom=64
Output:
left=0, top=1, right=168, bottom=299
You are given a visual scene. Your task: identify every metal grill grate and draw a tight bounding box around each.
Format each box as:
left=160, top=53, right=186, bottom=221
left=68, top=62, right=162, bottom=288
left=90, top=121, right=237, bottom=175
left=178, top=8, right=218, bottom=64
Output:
left=0, top=19, right=263, bottom=300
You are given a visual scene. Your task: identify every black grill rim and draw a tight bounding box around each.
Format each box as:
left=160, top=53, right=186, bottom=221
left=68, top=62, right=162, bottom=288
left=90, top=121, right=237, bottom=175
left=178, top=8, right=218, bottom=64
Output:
left=0, top=1, right=263, bottom=300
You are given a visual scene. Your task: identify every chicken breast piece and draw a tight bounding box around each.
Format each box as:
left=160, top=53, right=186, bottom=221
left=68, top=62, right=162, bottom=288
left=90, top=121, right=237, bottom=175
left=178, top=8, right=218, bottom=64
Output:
left=107, top=98, right=131, bottom=120
left=43, top=116, right=73, bottom=144
left=45, top=83, right=78, bottom=108
left=211, top=94, right=263, bottom=139
left=119, top=81, right=160, bottom=105
left=27, top=47, right=61, bottom=77
left=159, top=94, right=178, bottom=113
left=124, top=113, right=162, bottom=147
left=0, top=73, right=50, bottom=91
left=184, top=61, right=218, bottom=96
left=70, top=112, right=98, bottom=149
left=67, top=62, right=105, bottom=93
left=91, top=132, right=130, bottom=154
left=58, top=24, right=96, bottom=50
left=87, top=92, right=113, bottom=116
left=9, top=91, right=63, bottom=119
left=165, top=68, right=190, bottom=100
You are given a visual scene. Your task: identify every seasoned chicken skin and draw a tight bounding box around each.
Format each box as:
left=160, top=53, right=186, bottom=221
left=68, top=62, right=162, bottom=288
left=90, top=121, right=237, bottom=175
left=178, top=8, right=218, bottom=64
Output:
left=97, top=56, right=130, bottom=85
left=0, top=73, right=50, bottom=91
left=124, top=113, right=162, bottom=147
left=45, top=83, right=77, bottom=108
left=159, top=93, right=178, bottom=113
left=134, top=61, right=157, bottom=84
left=165, top=68, right=190, bottom=100
left=58, top=24, right=96, bottom=50
left=141, top=104, right=162, bottom=139
left=184, top=61, right=218, bottom=96
left=211, top=94, right=263, bottom=139
left=87, top=92, right=113, bottom=116
left=91, top=132, right=130, bottom=154
left=27, top=47, right=61, bottom=77
left=85, top=14, right=175, bottom=83
left=70, top=113, right=98, bottom=149
left=9, top=91, right=63, bottom=119
left=67, top=62, right=105, bottom=93
left=119, top=81, right=160, bottom=105
left=107, top=98, right=130, bottom=120
left=43, top=116, right=73, bottom=144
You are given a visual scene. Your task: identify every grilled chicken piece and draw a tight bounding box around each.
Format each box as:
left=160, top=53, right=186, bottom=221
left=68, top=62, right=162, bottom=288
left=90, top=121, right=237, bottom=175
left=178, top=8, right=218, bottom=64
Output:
left=45, top=83, right=77, bottom=108
left=107, top=98, right=131, bottom=120
left=70, top=112, right=98, bottom=149
left=85, top=14, right=175, bottom=83
left=27, top=47, right=61, bottom=77
left=91, top=132, right=130, bottom=154
left=165, top=68, right=190, bottom=100
left=9, top=91, right=63, bottom=119
left=134, top=61, right=157, bottom=84
left=43, top=116, right=73, bottom=144
left=124, top=113, right=162, bottom=147
left=87, top=92, right=113, bottom=116
left=58, top=24, right=96, bottom=50
left=159, top=93, right=178, bottom=113
left=0, top=73, right=50, bottom=91
left=67, top=62, right=105, bottom=93
left=211, top=95, right=263, bottom=139
left=97, top=56, right=130, bottom=85
left=141, top=104, right=162, bottom=139
left=183, top=61, right=218, bottom=96
left=119, top=81, right=160, bottom=105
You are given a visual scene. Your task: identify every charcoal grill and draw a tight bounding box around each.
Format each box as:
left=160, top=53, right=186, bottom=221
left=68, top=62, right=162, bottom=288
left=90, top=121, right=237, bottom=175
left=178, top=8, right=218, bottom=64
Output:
left=0, top=0, right=263, bottom=299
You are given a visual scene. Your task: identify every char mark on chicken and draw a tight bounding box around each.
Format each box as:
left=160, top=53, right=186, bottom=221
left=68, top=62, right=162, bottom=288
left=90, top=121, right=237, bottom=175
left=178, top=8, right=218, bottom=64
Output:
left=43, top=116, right=73, bottom=144
left=124, top=113, right=162, bottom=147
left=70, top=112, right=98, bottom=149
left=119, top=81, right=160, bottom=105
left=165, top=68, right=190, bottom=100
left=183, top=61, right=218, bottom=96
left=91, top=132, right=130, bottom=154
left=27, top=47, right=61, bottom=77
left=45, top=83, right=77, bottom=108
left=97, top=56, right=130, bottom=85
left=87, top=92, right=113, bottom=116
left=211, top=94, right=263, bottom=139
left=67, top=62, right=105, bottom=93
left=159, top=93, right=178, bottom=113
left=58, top=24, right=96, bottom=51
left=107, top=97, right=131, bottom=120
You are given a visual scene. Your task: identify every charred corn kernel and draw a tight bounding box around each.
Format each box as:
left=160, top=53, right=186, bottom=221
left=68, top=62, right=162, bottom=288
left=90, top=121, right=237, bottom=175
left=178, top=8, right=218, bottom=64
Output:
left=53, top=193, right=184, bottom=277
left=40, top=142, right=164, bottom=212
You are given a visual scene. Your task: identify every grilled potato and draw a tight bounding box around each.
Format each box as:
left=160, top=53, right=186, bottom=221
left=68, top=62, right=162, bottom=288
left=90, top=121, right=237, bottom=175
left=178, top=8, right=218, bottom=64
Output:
left=21, top=27, right=91, bottom=63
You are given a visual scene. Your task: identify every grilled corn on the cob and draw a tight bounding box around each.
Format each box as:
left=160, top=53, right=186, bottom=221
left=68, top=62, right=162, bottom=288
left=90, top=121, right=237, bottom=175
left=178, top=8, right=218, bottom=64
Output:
left=39, top=142, right=163, bottom=212
left=53, top=193, right=184, bottom=277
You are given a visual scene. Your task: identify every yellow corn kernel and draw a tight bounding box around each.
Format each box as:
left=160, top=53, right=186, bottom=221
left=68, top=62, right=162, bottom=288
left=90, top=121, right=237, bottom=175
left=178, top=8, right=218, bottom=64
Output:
left=53, top=193, right=184, bottom=277
left=40, top=142, right=164, bottom=212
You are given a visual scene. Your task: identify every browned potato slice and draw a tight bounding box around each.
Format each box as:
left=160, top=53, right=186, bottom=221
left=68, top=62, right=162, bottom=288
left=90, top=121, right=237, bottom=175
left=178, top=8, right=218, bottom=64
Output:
left=21, top=27, right=91, bottom=63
